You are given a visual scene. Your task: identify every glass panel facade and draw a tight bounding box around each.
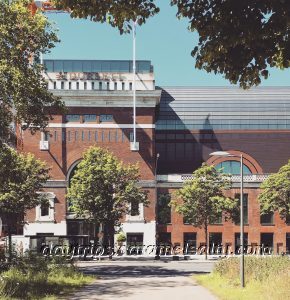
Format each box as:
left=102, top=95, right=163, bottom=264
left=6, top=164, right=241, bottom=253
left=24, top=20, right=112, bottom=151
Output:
left=44, top=60, right=151, bottom=73
left=216, top=161, right=252, bottom=175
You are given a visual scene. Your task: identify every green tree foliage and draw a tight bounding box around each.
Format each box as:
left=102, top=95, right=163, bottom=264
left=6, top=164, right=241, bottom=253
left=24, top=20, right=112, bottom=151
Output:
left=0, top=144, right=50, bottom=259
left=56, top=0, right=290, bottom=88
left=171, top=163, right=238, bottom=258
left=157, top=194, right=171, bottom=224
left=67, top=146, right=148, bottom=246
left=54, top=0, right=160, bottom=34
left=259, top=160, right=290, bottom=221
left=0, top=0, right=63, bottom=142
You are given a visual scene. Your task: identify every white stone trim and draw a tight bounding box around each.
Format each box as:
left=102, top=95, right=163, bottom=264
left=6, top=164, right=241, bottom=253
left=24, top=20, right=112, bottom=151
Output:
left=47, top=123, right=155, bottom=129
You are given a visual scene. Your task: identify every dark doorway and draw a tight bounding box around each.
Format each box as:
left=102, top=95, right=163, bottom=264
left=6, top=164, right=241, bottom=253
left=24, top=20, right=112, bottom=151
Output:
left=184, top=232, right=197, bottom=254
left=235, top=232, right=248, bottom=254
left=260, top=233, right=274, bottom=254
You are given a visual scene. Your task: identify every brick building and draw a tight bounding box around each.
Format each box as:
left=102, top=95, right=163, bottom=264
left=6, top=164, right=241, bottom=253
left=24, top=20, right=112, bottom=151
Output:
left=17, top=59, right=290, bottom=254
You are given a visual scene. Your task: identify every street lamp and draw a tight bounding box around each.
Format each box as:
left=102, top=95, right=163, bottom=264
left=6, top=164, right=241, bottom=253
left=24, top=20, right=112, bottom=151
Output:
left=209, top=151, right=245, bottom=288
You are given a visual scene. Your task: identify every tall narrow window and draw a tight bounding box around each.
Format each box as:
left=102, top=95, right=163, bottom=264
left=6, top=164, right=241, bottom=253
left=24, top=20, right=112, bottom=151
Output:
left=81, top=131, right=84, bottom=141
left=84, top=82, right=87, bottom=90
left=76, top=82, right=79, bottom=90
left=53, top=82, right=56, bottom=89
left=91, top=82, right=95, bottom=90
left=68, top=131, right=71, bottom=142
left=131, top=200, right=139, bottom=216
left=88, top=131, right=91, bottom=141
left=61, top=81, right=64, bottom=89
left=114, top=82, right=117, bottom=90
left=106, top=82, right=110, bottom=90
left=99, top=82, right=102, bottom=90
left=101, top=131, right=104, bottom=142
left=41, top=201, right=49, bottom=217
left=122, top=82, right=125, bottom=90
left=234, top=194, right=248, bottom=224
left=129, top=82, right=133, bottom=90
left=69, top=82, right=72, bottom=90
left=75, top=131, right=78, bottom=141
left=54, top=131, right=57, bottom=142
left=95, top=131, right=98, bottom=141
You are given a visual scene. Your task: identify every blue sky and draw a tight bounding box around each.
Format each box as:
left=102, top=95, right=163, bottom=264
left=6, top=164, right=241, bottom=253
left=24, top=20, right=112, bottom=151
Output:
left=45, top=1, right=290, bottom=87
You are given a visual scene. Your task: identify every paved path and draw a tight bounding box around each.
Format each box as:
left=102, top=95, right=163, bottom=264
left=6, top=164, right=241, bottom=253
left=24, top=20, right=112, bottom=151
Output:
left=67, top=261, right=217, bottom=300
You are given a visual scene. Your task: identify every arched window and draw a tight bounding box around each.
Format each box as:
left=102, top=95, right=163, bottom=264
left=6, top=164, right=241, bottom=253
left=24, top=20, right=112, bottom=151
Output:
left=215, top=160, right=252, bottom=175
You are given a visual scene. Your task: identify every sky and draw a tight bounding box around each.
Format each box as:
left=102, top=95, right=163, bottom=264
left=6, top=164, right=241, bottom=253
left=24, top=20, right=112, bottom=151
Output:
left=45, top=1, right=290, bottom=87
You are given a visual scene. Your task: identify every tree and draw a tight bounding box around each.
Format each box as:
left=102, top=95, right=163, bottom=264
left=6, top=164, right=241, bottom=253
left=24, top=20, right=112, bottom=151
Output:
left=259, top=160, right=290, bottom=222
left=55, top=0, right=290, bottom=88
left=0, top=0, right=64, bottom=143
left=54, top=0, right=160, bottom=34
left=0, top=144, right=50, bottom=260
left=67, top=146, right=148, bottom=247
left=171, top=163, right=238, bottom=259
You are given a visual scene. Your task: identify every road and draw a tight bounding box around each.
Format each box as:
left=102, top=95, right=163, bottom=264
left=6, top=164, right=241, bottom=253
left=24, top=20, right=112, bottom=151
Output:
left=67, top=260, right=217, bottom=300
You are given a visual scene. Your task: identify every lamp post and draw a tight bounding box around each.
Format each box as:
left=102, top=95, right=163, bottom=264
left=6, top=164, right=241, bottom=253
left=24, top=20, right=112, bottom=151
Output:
left=209, top=151, right=245, bottom=288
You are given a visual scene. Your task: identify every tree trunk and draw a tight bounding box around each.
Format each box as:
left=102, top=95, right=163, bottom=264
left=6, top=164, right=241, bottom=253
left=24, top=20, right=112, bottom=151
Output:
left=7, top=224, right=12, bottom=263
left=204, top=223, right=208, bottom=260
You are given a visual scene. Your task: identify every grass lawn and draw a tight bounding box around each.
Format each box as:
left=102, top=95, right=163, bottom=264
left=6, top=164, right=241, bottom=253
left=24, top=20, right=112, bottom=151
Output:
left=0, top=256, right=95, bottom=299
left=194, top=256, right=290, bottom=300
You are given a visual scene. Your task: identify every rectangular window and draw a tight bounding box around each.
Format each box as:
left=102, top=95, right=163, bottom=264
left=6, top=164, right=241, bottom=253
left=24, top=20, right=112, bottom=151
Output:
left=53, top=82, right=56, bottom=89
left=81, top=131, right=84, bottom=141
left=129, top=82, right=132, bottom=90
left=234, top=194, right=248, bottom=224
left=68, top=131, right=71, bottom=142
left=158, top=232, right=171, bottom=246
left=76, top=82, right=79, bottom=90
left=61, top=81, right=64, bottom=89
left=69, top=82, right=72, bottom=89
left=43, top=131, right=50, bottom=141
left=84, top=82, right=87, bottom=90
left=100, top=114, right=113, bottom=122
left=261, top=212, right=274, bottom=225
left=66, top=114, right=80, bottom=122
left=101, top=131, right=104, bottom=142
left=234, top=232, right=249, bottom=254
left=91, top=82, right=95, bottom=90
left=106, top=82, right=110, bottom=90
left=122, top=82, right=125, bottom=90
left=209, top=233, right=223, bottom=253
left=99, top=82, right=102, bottom=90
left=75, top=131, right=78, bottom=141
left=157, top=194, right=171, bottom=224
left=184, top=233, right=197, bottom=254
left=83, top=114, right=96, bottom=122
left=260, top=233, right=274, bottom=249
left=130, top=200, right=139, bottom=216
left=41, top=202, right=49, bottom=217
left=94, top=131, right=98, bottom=141
left=54, top=131, right=57, bottom=142
left=88, top=131, right=91, bottom=141
left=114, top=82, right=117, bottom=90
